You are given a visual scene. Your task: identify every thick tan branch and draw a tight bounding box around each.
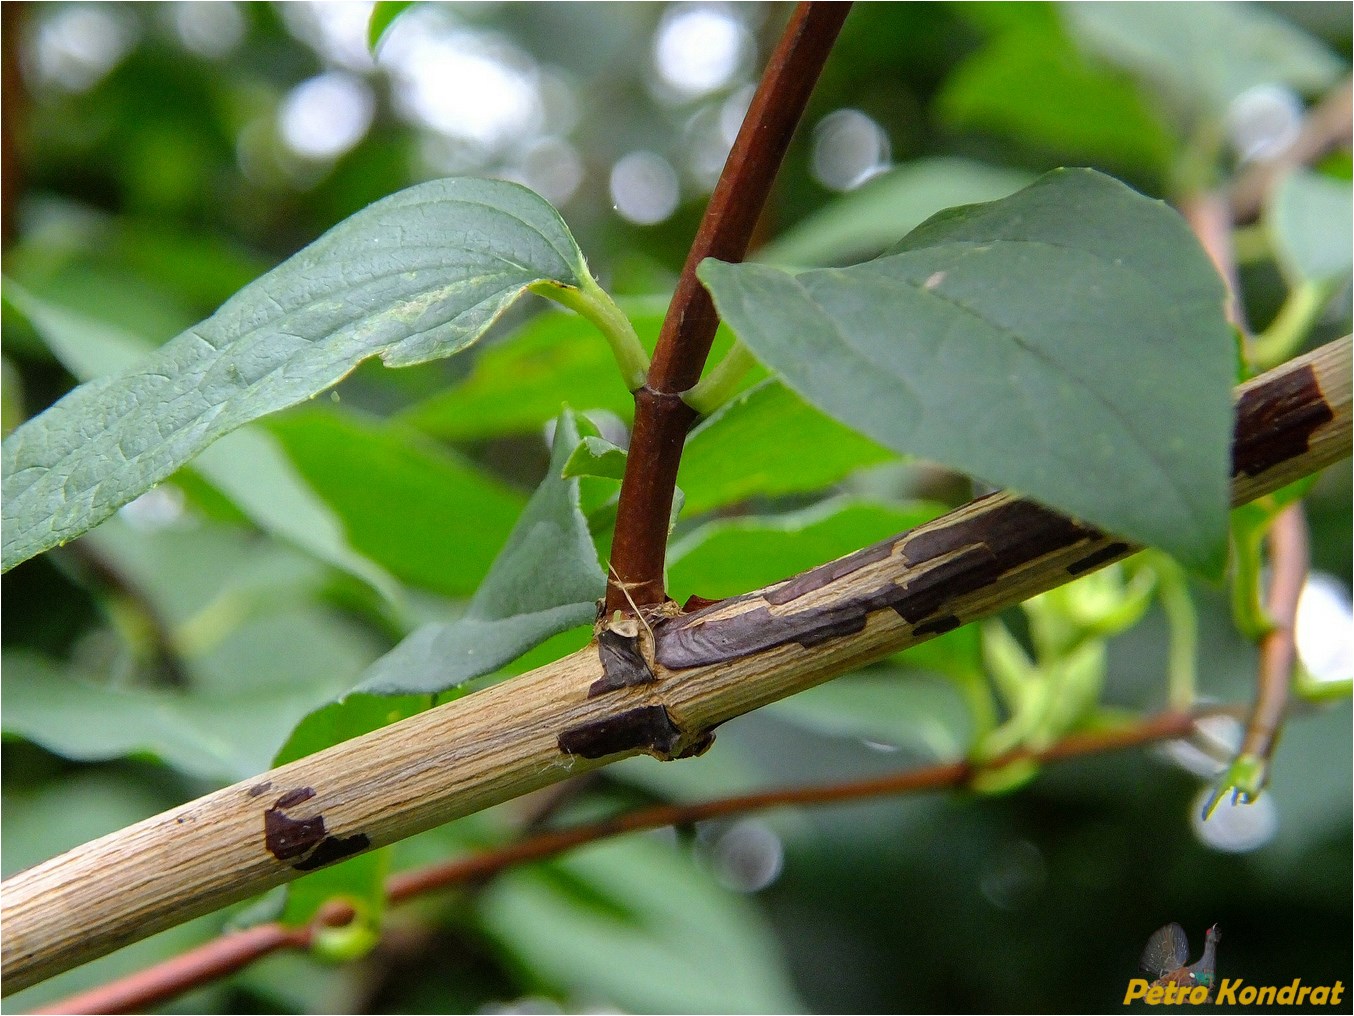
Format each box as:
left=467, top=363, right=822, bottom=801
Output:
left=3, top=337, right=1349, bottom=994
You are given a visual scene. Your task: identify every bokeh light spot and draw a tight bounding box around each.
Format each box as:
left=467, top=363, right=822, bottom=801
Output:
left=812, top=109, right=891, bottom=192
left=654, top=5, right=747, bottom=99
left=611, top=151, right=680, bottom=225
left=1192, top=786, right=1279, bottom=853
left=279, top=72, right=376, bottom=161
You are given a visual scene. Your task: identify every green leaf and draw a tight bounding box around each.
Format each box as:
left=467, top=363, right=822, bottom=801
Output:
left=668, top=500, right=943, bottom=603
left=1064, top=2, right=1347, bottom=123
left=357, top=411, right=604, bottom=694
left=1267, top=169, right=1354, bottom=286
left=78, top=516, right=381, bottom=698
left=679, top=380, right=895, bottom=516
left=479, top=836, right=802, bottom=1013
left=368, top=1, right=418, bottom=53
left=761, top=158, right=1034, bottom=268
left=4, top=281, right=403, bottom=601
left=936, top=28, right=1177, bottom=176
left=562, top=435, right=629, bottom=482
left=699, top=169, right=1234, bottom=574
left=267, top=408, right=526, bottom=598
left=3, top=178, right=595, bottom=572
left=1, top=651, right=333, bottom=783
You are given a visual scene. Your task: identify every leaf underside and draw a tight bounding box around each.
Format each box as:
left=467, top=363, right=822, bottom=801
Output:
left=2, top=178, right=591, bottom=572
left=699, top=168, right=1235, bottom=574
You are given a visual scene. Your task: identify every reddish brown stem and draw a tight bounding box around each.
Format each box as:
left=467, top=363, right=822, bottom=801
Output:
left=1, top=2, right=25, bottom=247
left=1240, top=502, right=1308, bottom=765
left=607, top=2, right=851, bottom=613
left=28, top=923, right=309, bottom=1016
left=1180, top=192, right=1248, bottom=334
left=39, top=706, right=1217, bottom=1015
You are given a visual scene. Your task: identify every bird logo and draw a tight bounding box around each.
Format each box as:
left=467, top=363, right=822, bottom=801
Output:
left=1139, top=923, right=1221, bottom=999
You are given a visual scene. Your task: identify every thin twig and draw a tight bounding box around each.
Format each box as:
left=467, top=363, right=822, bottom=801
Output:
left=1, top=2, right=24, bottom=248
left=1240, top=502, right=1309, bottom=766
left=36, top=706, right=1216, bottom=1016
left=1179, top=192, right=1249, bottom=334
left=607, top=2, right=851, bottom=613
left=28, top=923, right=314, bottom=1016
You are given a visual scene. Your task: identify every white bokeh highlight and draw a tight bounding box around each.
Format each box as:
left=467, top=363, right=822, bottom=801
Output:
left=1192, top=785, right=1279, bottom=853
left=611, top=151, right=680, bottom=225
left=812, top=108, right=891, bottom=191
left=1295, top=571, right=1354, bottom=684
left=279, top=72, right=375, bottom=161
left=29, top=5, right=137, bottom=93
left=654, top=4, right=748, bottom=99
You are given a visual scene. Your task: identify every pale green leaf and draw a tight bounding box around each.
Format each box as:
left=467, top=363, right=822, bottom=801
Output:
left=357, top=411, right=604, bottom=694
left=699, top=169, right=1234, bottom=574
left=3, top=178, right=593, bottom=572
left=1, top=652, right=334, bottom=783
left=1267, top=169, right=1354, bottom=286
left=562, top=435, right=629, bottom=481
left=767, top=665, right=974, bottom=761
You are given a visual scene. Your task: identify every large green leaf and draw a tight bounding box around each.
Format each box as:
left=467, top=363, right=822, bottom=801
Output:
left=2, top=178, right=595, bottom=572
left=699, top=169, right=1234, bottom=574
left=357, top=411, right=604, bottom=694
left=1, top=652, right=336, bottom=783
left=77, top=516, right=381, bottom=697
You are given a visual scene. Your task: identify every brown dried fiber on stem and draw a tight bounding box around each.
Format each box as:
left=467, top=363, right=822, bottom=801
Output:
left=607, top=2, right=851, bottom=612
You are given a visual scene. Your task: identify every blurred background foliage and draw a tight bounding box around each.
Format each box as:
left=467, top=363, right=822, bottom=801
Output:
left=2, top=2, right=1351, bottom=1012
